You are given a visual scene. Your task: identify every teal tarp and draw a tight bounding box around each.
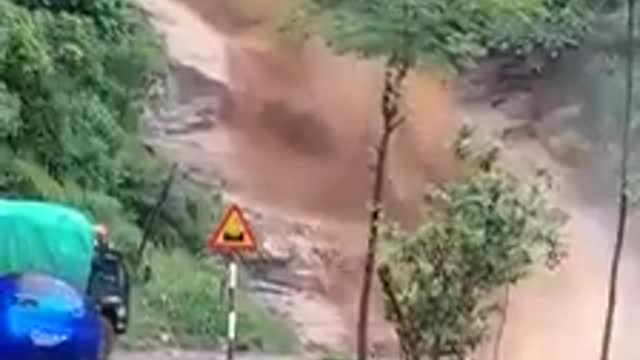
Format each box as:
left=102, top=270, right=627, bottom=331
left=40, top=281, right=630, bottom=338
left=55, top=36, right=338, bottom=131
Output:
left=0, top=200, right=95, bottom=292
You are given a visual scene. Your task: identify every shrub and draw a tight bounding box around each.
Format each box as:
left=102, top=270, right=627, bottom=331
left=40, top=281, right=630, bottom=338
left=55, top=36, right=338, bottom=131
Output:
left=378, top=126, right=567, bottom=359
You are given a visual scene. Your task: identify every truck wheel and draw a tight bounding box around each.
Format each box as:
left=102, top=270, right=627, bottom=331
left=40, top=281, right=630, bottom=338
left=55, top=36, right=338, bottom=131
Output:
left=98, top=316, right=116, bottom=360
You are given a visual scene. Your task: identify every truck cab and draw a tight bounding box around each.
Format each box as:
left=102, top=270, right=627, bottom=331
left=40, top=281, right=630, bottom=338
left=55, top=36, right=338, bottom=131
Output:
left=86, top=225, right=131, bottom=359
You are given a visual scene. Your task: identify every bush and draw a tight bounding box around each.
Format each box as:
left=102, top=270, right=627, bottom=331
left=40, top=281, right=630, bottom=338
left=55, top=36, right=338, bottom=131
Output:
left=378, top=126, right=567, bottom=359
left=10, top=0, right=134, bottom=39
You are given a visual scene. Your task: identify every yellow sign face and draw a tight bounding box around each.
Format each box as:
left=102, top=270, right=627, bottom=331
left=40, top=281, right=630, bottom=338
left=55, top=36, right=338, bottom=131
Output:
left=207, top=204, right=257, bottom=253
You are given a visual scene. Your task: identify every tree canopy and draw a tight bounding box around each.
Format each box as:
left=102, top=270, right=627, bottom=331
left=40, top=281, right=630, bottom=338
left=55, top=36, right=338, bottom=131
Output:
left=286, top=0, right=592, bottom=69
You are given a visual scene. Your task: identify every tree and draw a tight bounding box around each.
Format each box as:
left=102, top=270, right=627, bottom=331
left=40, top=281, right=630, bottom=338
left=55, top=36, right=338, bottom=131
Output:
left=10, top=0, right=134, bottom=39
left=599, top=0, right=635, bottom=358
left=0, top=0, right=221, bottom=265
left=377, top=126, right=566, bottom=359
left=285, top=1, right=588, bottom=358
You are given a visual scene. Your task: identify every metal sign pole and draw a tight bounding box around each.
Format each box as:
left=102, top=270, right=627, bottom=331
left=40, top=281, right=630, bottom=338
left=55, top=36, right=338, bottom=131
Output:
left=226, top=256, right=237, bottom=360
left=207, top=204, right=257, bottom=360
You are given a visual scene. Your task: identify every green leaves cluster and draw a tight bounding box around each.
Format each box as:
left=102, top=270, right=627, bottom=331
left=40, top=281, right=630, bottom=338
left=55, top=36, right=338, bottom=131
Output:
left=0, top=0, right=221, bottom=261
left=285, top=0, right=592, bottom=70
left=10, top=0, right=134, bottom=39
left=485, top=0, right=592, bottom=55
left=0, top=0, right=155, bottom=190
left=379, top=126, right=567, bottom=358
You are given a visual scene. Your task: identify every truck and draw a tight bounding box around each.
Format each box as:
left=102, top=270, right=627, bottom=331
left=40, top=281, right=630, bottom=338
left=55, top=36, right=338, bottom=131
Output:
left=0, top=199, right=131, bottom=360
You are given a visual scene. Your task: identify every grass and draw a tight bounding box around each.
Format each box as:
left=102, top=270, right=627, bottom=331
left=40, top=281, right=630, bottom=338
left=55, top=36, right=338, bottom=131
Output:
left=321, top=352, right=353, bottom=360
left=120, top=249, right=298, bottom=354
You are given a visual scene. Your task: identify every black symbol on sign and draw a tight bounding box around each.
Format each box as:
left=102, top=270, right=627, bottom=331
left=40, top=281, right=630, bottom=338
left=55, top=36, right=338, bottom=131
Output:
left=223, top=231, right=244, bottom=242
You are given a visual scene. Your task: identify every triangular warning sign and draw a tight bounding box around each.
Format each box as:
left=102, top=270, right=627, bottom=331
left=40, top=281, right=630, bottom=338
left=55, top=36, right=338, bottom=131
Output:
left=207, top=204, right=257, bottom=253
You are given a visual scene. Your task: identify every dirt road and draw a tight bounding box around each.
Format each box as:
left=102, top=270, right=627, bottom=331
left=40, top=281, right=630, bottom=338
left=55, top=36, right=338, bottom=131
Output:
left=114, top=350, right=295, bottom=360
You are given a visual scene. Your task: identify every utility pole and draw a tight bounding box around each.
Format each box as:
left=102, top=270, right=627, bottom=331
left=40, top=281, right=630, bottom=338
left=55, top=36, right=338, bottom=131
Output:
left=599, top=0, right=635, bottom=358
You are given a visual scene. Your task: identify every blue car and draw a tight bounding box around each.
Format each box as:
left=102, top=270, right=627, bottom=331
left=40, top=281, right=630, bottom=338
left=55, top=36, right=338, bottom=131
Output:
left=0, top=200, right=132, bottom=359
left=0, top=272, right=105, bottom=360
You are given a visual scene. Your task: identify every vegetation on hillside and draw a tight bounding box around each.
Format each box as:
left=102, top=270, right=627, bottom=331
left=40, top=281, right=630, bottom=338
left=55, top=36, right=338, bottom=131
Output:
left=0, top=0, right=216, bottom=257
left=0, top=0, right=294, bottom=351
left=124, top=250, right=297, bottom=353
left=284, top=0, right=593, bottom=71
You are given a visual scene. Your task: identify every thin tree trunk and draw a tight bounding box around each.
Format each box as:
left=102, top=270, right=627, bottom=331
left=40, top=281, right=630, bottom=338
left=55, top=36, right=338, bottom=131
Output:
left=599, top=0, right=635, bottom=358
left=378, top=265, right=420, bottom=360
left=493, top=285, right=510, bottom=360
left=356, top=55, right=409, bottom=360
left=356, top=119, right=391, bottom=360
left=136, top=163, right=179, bottom=262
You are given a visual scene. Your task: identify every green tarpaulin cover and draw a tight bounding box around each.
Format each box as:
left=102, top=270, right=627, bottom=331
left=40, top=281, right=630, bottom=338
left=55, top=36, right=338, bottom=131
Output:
left=0, top=200, right=95, bottom=292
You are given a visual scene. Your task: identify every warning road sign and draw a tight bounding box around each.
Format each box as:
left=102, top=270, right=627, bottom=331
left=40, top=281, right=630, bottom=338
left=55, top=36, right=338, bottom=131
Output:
left=207, top=204, right=257, bottom=253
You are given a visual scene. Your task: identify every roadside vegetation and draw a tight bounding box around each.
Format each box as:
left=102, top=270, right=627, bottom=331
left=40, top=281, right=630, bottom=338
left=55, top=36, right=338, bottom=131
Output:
left=0, top=0, right=295, bottom=352
left=123, top=250, right=297, bottom=353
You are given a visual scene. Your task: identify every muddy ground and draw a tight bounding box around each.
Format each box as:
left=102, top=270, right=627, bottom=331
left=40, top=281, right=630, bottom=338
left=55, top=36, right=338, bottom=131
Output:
left=114, top=350, right=293, bottom=360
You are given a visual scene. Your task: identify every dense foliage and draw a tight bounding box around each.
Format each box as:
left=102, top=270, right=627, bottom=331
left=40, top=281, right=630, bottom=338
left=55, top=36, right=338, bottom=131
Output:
left=285, top=0, right=593, bottom=70
left=0, top=0, right=221, bottom=262
left=378, top=126, right=566, bottom=359
left=11, top=0, right=133, bottom=39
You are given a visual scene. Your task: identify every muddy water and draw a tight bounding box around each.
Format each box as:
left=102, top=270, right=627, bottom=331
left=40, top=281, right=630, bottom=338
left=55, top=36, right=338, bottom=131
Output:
left=497, top=199, right=640, bottom=360
left=225, top=38, right=458, bottom=224
left=178, top=0, right=458, bottom=225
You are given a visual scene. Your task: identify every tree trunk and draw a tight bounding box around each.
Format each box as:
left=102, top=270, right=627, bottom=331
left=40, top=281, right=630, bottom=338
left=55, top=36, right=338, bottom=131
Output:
left=136, top=162, right=178, bottom=262
left=599, top=0, right=635, bottom=359
left=378, top=266, right=420, bottom=360
left=493, top=285, right=510, bottom=360
left=356, top=54, right=409, bottom=360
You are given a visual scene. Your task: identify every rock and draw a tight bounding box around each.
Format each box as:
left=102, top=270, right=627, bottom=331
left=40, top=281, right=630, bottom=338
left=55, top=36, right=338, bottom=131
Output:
left=496, top=92, right=533, bottom=119
left=160, top=333, right=171, bottom=344
left=544, top=130, right=593, bottom=166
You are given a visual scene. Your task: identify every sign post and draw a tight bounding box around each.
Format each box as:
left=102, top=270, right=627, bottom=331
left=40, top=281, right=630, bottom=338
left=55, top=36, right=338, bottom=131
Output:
left=227, top=257, right=237, bottom=360
left=207, top=204, right=257, bottom=360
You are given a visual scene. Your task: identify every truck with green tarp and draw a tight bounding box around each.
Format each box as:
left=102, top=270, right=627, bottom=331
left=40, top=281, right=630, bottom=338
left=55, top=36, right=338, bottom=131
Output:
left=0, top=199, right=131, bottom=359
